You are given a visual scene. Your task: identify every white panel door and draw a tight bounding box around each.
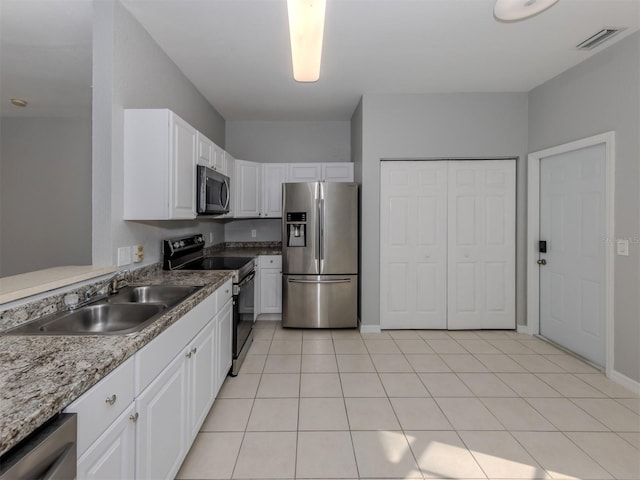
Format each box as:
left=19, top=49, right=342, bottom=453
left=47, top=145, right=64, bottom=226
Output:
left=447, top=160, right=516, bottom=329
left=380, top=161, right=448, bottom=329
left=539, top=144, right=605, bottom=366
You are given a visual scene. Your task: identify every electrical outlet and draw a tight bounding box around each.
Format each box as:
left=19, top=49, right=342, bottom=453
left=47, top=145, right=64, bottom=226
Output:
left=616, top=239, right=629, bottom=256
left=117, top=246, right=132, bottom=266
left=251, top=229, right=257, bottom=238
left=133, top=244, right=144, bottom=263
left=209, top=232, right=214, bottom=244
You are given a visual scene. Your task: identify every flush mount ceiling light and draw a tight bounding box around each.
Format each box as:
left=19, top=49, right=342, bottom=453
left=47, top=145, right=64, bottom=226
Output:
left=287, top=0, right=326, bottom=82
left=494, top=0, right=559, bottom=21
left=10, top=98, right=27, bottom=107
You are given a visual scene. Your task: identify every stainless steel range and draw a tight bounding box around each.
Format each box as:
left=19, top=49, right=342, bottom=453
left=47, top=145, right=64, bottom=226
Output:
left=163, top=234, right=255, bottom=376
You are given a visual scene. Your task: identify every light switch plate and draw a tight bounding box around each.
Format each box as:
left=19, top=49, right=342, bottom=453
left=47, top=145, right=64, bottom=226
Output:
left=616, top=239, right=629, bottom=256
left=117, top=246, right=132, bottom=266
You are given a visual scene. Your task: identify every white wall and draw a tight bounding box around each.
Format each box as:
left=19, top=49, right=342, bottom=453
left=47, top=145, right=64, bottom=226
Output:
left=0, top=117, right=92, bottom=276
left=528, top=32, right=640, bottom=383
left=356, top=93, right=529, bottom=330
left=92, top=0, right=226, bottom=268
left=226, top=121, right=350, bottom=163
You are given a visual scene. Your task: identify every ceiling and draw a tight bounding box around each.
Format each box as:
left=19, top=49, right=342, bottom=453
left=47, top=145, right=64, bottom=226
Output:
left=1, top=1, right=638, bottom=121
left=121, top=0, right=639, bottom=121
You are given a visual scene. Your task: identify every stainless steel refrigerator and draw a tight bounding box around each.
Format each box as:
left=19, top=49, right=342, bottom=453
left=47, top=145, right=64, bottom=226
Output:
left=282, top=182, right=358, bottom=328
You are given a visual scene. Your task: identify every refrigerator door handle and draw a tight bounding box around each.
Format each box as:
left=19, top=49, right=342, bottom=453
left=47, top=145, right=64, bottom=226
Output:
left=288, top=278, right=352, bottom=284
left=318, top=198, right=324, bottom=261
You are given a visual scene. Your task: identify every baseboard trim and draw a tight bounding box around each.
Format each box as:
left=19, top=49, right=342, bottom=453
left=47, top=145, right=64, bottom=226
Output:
left=516, top=324, right=534, bottom=335
left=359, top=324, right=381, bottom=334
left=610, top=369, right=640, bottom=395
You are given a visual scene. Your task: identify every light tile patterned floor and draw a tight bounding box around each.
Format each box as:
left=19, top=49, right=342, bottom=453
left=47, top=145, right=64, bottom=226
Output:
left=176, top=322, right=640, bottom=480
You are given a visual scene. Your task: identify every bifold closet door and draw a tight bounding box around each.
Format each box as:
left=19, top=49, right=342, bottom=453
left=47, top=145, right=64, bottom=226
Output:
left=447, top=160, right=516, bottom=329
left=380, top=161, right=448, bottom=329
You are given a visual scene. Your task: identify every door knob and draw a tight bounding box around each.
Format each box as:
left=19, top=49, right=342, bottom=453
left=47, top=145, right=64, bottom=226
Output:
left=537, top=259, right=547, bottom=265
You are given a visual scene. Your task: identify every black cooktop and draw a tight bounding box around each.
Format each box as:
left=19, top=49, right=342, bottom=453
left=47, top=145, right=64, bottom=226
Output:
left=183, top=256, right=253, bottom=271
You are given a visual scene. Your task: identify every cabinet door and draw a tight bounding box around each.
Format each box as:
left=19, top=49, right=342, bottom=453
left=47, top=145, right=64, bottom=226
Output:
left=170, top=114, right=197, bottom=219
left=288, top=163, right=322, bottom=182
left=260, top=268, right=282, bottom=314
left=135, top=351, right=188, bottom=480
left=216, top=299, right=233, bottom=392
left=262, top=163, right=287, bottom=217
left=234, top=160, right=261, bottom=217
left=322, top=163, right=354, bottom=182
left=212, top=144, right=226, bottom=173
left=197, top=133, right=214, bottom=168
left=187, top=321, right=216, bottom=440
left=77, top=404, right=136, bottom=480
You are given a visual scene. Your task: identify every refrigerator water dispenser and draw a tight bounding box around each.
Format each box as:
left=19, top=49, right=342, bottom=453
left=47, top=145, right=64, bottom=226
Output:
left=286, top=212, right=307, bottom=247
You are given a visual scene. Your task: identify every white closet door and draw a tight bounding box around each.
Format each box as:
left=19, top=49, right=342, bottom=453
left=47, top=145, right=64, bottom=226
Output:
left=447, top=160, right=516, bottom=329
left=380, top=161, right=448, bottom=329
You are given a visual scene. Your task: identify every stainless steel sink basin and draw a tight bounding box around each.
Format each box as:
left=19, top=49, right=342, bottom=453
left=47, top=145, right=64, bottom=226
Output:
left=3, top=284, right=203, bottom=336
left=107, top=285, right=200, bottom=307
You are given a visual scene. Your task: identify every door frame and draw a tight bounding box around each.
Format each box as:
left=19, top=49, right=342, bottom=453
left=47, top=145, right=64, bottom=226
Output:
left=526, top=132, right=615, bottom=376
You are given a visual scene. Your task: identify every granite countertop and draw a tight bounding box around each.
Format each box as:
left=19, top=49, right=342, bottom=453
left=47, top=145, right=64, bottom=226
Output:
left=0, top=269, right=233, bottom=457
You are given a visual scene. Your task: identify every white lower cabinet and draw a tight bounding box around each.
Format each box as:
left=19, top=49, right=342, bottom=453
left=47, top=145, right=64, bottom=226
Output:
left=216, top=298, right=233, bottom=392
left=135, top=349, right=189, bottom=480
left=187, top=320, right=216, bottom=440
left=69, top=280, right=234, bottom=480
left=258, top=256, right=282, bottom=315
left=77, top=404, right=136, bottom=480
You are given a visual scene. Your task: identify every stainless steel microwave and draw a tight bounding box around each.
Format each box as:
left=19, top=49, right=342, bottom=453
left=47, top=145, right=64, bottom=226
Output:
left=197, top=165, right=230, bottom=215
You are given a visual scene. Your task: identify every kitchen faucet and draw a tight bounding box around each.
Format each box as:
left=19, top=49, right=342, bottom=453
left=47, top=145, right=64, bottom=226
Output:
left=64, top=270, right=130, bottom=310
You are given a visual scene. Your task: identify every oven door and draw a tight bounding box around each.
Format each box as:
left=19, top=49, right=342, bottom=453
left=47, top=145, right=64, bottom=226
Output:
left=197, top=165, right=230, bottom=215
left=232, top=270, right=255, bottom=374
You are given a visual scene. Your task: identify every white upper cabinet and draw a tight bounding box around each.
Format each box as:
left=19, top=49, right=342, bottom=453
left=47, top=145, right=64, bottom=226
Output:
left=234, top=160, right=262, bottom=217
left=287, top=163, right=322, bottom=182
left=196, top=132, right=214, bottom=168
left=322, top=162, right=354, bottom=182
left=124, top=109, right=197, bottom=220
left=287, top=162, right=353, bottom=183
left=262, top=163, right=288, bottom=218
left=212, top=144, right=226, bottom=174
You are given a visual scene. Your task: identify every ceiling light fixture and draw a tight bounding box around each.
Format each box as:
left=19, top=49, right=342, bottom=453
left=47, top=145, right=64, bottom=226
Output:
left=494, top=0, right=559, bottom=21
left=287, top=0, right=326, bottom=82
left=10, top=98, right=27, bottom=107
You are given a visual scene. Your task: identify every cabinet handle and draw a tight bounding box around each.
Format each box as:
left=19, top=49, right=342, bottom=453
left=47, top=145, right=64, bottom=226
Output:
left=129, top=412, right=139, bottom=423
left=225, top=289, right=229, bottom=294
left=105, top=394, right=117, bottom=405
left=185, top=350, right=192, bottom=358
left=270, top=260, right=273, bottom=263
left=191, top=347, right=197, bottom=355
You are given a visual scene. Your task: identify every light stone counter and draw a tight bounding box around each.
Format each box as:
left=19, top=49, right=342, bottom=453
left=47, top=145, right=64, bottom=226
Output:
left=0, top=269, right=233, bottom=456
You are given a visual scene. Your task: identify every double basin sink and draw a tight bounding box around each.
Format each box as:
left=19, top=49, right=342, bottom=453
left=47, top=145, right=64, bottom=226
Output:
left=3, top=285, right=203, bottom=336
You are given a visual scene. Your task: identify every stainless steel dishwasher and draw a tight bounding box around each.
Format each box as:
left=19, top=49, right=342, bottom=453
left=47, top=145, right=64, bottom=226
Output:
left=0, top=413, right=77, bottom=480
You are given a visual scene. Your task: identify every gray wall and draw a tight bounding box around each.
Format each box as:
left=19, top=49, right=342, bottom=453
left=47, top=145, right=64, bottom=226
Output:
left=356, top=93, right=529, bottom=330
left=92, top=0, right=226, bottom=268
left=225, top=121, right=350, bottom=163
left=223, top=120, right=352, bottom=241
left=528, top=32, right=640, bottom=382
left=0, top=117, right=91, bottom=276
left=224, top=219, right=281, bottom=243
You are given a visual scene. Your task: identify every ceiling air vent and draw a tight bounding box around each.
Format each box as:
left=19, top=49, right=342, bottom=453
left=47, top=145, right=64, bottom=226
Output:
left=576, top=28, right=624, bottom=50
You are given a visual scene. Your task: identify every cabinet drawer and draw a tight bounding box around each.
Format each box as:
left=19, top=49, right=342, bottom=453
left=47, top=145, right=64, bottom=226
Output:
left=217, top=279, right=233, bottom=306
left=260, top=255, right=282, bottom=269
left=65, top=356, right=135, bottom=457
left=135, top=293, right=215, bottom=394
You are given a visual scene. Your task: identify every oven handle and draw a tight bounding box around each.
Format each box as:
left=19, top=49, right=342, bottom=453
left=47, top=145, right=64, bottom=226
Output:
left=237, top=270, right=256, bottom=289
left=288, top=278, right=351, bottom=284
